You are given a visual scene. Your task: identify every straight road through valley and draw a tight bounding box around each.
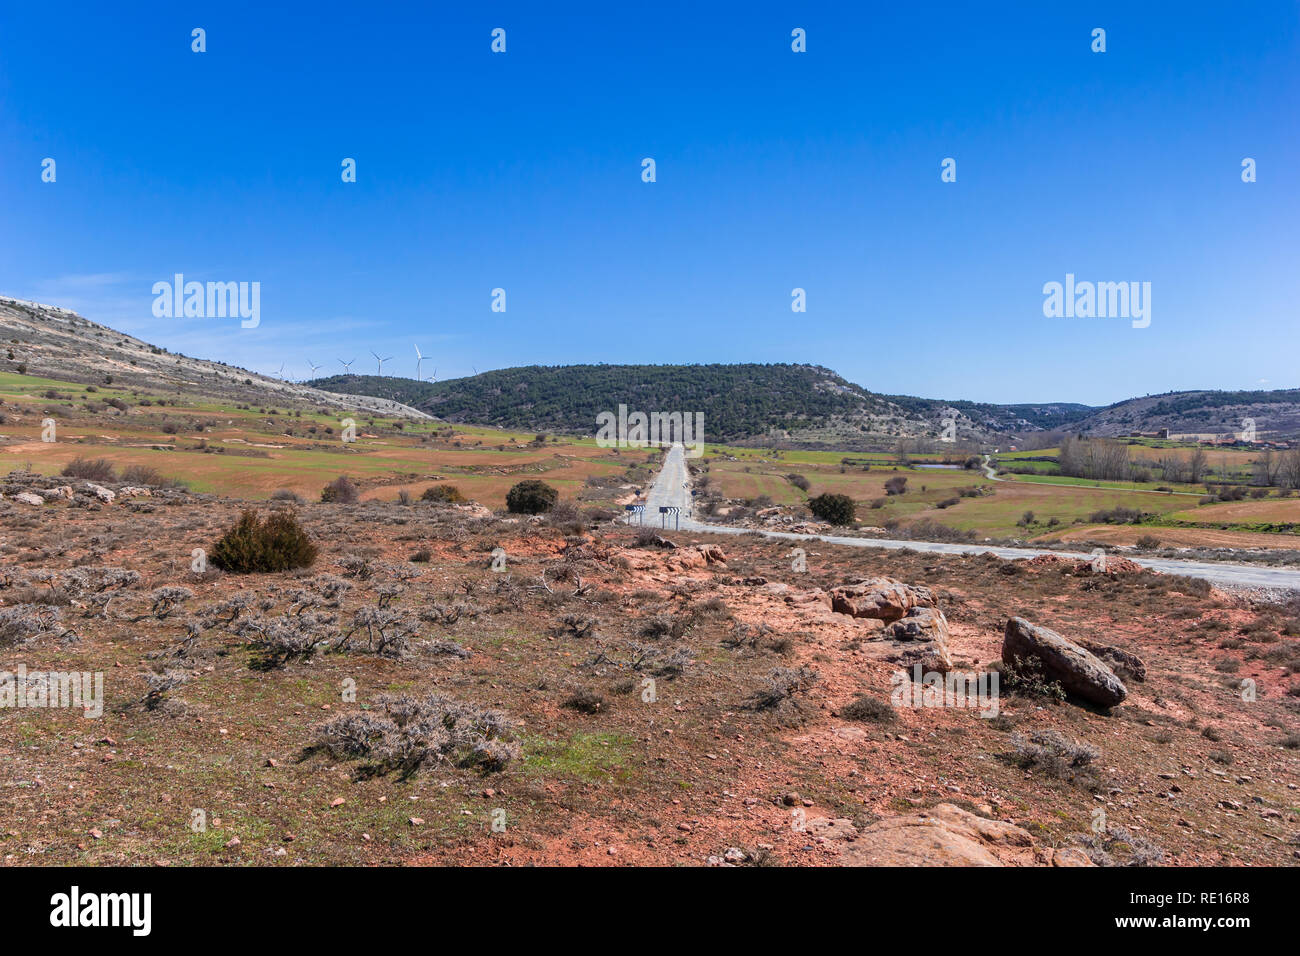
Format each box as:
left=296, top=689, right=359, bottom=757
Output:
left=631, top=444, right=1300, bottom=592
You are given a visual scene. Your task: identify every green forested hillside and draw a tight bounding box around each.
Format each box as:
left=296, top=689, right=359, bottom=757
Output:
left=312, top=363, right=893, bottom=442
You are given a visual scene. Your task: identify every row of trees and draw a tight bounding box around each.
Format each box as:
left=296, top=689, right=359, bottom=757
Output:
left=1251, top=447, right=1300, bottom=488
left=1058, top=436, right=1218, bottom=484
left=1057, top=436, right=1300, bottom=488
left=1056, top=436, right=1135, bottom=481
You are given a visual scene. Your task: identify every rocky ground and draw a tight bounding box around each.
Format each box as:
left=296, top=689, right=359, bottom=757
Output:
left=1, top=471, right=1297, bottom=866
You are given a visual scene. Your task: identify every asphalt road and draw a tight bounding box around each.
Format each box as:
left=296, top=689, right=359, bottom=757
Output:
left=628, top=445, right=1300, bottom=592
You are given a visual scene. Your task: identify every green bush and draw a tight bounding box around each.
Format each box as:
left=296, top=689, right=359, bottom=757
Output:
left=807, top=492, right=856, bottom=526
left=421, top=484, right=466, bottom=504
left=209, top=510, right=319, bottom=573
left=505, top=479, right=558, bottom=514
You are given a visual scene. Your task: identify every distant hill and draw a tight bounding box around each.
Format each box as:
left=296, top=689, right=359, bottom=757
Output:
left=11, top=295, right=1297, bottom=445
left=1072, top=390, right=1300, bottom=439
left=882, top=396, right=1095, bottom=433
left=310, top=363, right=1094, bottom=447
left=0, top=297, right=430, bottom=420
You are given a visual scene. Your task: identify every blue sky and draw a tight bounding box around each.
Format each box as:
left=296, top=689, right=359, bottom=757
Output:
left=1, top=1, right=1296, bottom=404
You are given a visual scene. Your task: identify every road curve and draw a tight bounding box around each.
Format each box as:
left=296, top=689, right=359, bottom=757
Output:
left=629, top=445, right=1300, bottom=593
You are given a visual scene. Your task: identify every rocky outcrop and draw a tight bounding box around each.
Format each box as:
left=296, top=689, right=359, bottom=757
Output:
left=84, top=483, right=116, bottom=503
left=839, top=804, right=1045, bottom=867
left=664, top=544, right=727, bottom=571
left=761, top=582, right=832, bottom=610
left=695, top=544, right=726, bottom=565
left=1003, top=617, right=1127, bottom=707
left=784, top=587, right=832, bottom=610
left=830, top=577, right=934, bottom=622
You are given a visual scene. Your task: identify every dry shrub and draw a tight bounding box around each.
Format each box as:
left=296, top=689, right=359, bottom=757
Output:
left=839, top=693, right=897, bottom=723
left=314, top=693, right=519, bottom=777
left=321, top=475, right=359, bottom=504
left=564, top=687, right=606, bottom=714
left=421, top=484, right=466, bottom=504
left=745, top=666, right=819, bottom=725
left=1008, top=729, right=1099, bottom=784
left=61, top=457, right=117, bottom=481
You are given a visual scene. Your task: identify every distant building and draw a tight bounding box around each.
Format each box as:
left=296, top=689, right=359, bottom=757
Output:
left=1126, top=429, right=1170, bottom=440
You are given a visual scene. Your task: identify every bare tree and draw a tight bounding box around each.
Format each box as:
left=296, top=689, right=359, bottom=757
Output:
left=1279, top=448, right=1300, bottom=489
left=1253, top=448, right=1279, bottom=486
left=1160, top=455, right=1188, bottom=483
left=1058, top=436, right=1129, bottom=481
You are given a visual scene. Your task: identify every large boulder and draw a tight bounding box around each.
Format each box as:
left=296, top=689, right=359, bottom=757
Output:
left=886, top=605, right=949, bottom=643
left=884, top=606, right=953, bottom=673
left=1079, top=639, right=1146, bottom=683
left=830, top=577, right=934, bottom=622
left=1002, top=617, right=1127, bottom=707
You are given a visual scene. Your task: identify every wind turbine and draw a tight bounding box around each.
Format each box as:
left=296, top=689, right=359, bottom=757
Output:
left=371, top=349, right=393, bottom=375
left=339, top=358, right=356, bottom=375
left=306, top=359, right=323, bottom=379
left=276, top=362, right=285, bottom=380
left=413, top=344, right=424, bottom=383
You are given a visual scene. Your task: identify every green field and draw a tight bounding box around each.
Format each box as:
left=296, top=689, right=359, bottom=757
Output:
left=701, top=451, right=1298, bottom=541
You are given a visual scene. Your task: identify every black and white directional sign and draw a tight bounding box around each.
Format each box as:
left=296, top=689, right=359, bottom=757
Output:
left=659, top=505, right=682, bottom=530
